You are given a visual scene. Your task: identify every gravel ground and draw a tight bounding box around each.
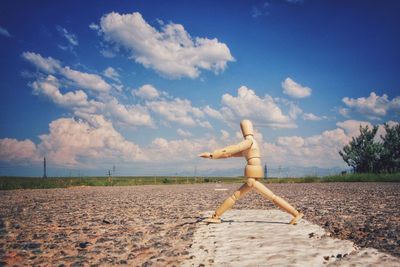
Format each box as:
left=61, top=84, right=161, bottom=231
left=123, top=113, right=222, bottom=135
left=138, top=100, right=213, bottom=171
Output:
left=0, top=182, right=399, bottom=266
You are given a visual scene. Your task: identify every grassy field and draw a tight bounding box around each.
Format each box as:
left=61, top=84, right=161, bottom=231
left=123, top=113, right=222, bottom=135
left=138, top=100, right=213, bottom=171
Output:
left=0, top=173, right=399, bottom=190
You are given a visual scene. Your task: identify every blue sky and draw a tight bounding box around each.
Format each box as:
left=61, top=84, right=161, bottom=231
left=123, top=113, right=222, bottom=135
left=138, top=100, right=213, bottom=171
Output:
left=0, top=0, right=399, bottom=177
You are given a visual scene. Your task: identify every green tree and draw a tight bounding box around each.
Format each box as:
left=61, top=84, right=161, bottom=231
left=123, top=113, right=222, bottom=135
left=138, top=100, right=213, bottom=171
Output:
left=339, top=125, right=382, bottom=173
left=380, top=123, right=400, bottom=173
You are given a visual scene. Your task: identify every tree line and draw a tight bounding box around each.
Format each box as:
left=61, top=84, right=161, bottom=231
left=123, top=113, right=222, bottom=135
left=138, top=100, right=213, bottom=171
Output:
left=339, top=123, right=400, bottom=173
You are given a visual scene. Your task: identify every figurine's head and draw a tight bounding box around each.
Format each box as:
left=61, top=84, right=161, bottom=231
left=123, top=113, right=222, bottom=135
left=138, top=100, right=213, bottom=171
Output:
left=240, top=119, right=254, bottom=137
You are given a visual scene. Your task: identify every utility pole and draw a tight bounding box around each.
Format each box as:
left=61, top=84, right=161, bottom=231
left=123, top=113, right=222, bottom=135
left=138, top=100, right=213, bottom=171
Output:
left=194, top=165, right=197, bottom=183
left=264, top=163, right=267, bottom=179
left=43, top=157, right=47, bottom=179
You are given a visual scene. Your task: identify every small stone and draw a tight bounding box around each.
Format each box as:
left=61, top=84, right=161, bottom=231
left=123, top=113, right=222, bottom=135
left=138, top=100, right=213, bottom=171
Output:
left=154, top=242, right=163, bottom=248
left=23, top=242, right=41, bottom=250
left=48, top=243, right=57, bottom=249
left=336, top=254, right=342, bottom=258
left=141, top=261, right=153, bottom=267
left=78, top=242, right=90, bottom=249
left=309, top=232, right=315, bottom=238
left=32, top=249, right=42, bottom=254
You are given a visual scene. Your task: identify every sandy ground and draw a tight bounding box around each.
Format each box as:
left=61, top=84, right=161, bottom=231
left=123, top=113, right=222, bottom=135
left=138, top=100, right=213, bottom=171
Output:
left=0, top=182, right=399, bottom=266
left=184, top=209, right=399, bottom=267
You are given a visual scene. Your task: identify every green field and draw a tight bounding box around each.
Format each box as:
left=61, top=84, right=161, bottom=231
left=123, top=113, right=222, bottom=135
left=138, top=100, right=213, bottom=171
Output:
left=1, top=173, right=399, bottom=190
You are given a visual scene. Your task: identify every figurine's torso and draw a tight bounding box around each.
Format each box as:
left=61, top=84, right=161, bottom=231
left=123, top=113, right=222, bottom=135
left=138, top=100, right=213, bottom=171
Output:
left=243, top=136, right=264, bottom=178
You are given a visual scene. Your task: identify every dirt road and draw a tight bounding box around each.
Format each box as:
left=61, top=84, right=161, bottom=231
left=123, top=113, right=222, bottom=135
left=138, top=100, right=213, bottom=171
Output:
left=1, top=182, right=399, bottom=266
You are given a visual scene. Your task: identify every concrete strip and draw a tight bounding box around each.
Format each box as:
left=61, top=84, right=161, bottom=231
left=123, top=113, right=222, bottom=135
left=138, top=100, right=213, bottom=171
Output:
left=183, top=209, right=399, bottom=267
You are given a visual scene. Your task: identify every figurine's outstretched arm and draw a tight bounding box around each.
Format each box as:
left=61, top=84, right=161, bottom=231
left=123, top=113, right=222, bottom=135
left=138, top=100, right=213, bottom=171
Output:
left=199, top=139, right=252, bottom=159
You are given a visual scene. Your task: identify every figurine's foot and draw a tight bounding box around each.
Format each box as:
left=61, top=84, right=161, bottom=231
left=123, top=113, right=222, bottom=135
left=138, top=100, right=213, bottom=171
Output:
left=289, top=212, right=304, bottom=225
left=203, top=217, right=222, bottom=224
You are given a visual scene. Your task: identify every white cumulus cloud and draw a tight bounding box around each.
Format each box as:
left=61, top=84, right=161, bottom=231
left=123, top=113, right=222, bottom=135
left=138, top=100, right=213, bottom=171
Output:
left=203, top=105, right=224, bottom=120
left=60, top=67, right=111, bottom=93
left=22, top=52, right=61, bottom=74
left=132, top=84, right=160, bottom=100
left=341, top=92, right=400, bottom=120
left=220, top=86, right=296, bottom=128
left=177, top=128, right=192, bottom=137
left=263, top=119, right=397, bottom=168
left=28, top=74, right=153, bottom=128
left=89, top=23, right=100, bottom=31
left=32, top=75, right=89, bottom=108
left=0, top=138, right=40, bottom=163
left=303, top=112, right=324, bottom=121
left=102, top=98, right=154, bottom=127
left=23, top=52, right=111, bottom=93
left=282, top=77, right=312, bottom=98
left=103, top=67, right=120, bottom=82
left=98, top=11, right=234, bottom=79
left=335, top=120, right=372, bottom=137
left=38, top=115, right=147, bottom=166
left=277, top=136, right=305, bottom=148
left=146, top=97, right=208, bottom=127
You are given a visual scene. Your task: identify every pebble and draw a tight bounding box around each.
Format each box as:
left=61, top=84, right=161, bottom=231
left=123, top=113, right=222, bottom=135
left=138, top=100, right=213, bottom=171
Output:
left=78, top=242, right=90, bottom=249
left=102, top=219, right=111, bottom=224
left=23, top=242, right=41, bottom=250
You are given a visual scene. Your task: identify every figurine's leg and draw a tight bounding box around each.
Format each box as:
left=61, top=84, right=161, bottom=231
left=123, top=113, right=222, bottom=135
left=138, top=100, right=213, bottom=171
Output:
left=204, top=183, right=252, bottom=223
left=248, top=178, right=303, bottom=225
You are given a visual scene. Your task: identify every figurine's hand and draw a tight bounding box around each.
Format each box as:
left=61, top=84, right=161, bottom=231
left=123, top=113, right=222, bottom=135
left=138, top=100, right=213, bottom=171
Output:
left=199, top=152, right=212, bottom=159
